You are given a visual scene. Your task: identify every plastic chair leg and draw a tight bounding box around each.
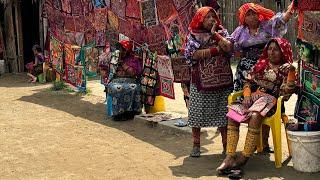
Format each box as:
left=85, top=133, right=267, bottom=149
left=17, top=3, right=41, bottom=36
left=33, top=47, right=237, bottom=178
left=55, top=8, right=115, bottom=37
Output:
left=271, top=121, right=282, bottom=168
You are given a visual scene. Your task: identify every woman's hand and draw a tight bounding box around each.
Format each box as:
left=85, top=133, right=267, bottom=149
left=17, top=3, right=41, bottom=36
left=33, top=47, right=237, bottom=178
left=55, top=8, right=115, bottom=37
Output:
left=242, top=96, right=252, bottom=109
left=283, top=1, right=295, bottom=22
left=279, top=63, right=295, bottom=74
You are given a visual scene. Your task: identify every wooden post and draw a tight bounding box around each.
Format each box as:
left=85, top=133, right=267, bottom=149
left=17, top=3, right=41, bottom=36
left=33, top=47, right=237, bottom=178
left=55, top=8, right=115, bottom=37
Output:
left=0, top=16, right=6, bottom=62
left=14, top=0, right=24, bottom=72
left=4, top=0, right=18, bottom=73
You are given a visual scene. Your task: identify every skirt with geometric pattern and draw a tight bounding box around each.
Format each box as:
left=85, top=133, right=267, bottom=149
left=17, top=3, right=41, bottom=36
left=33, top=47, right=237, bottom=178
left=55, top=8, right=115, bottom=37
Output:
left=188, top=84, right=232, bottom=128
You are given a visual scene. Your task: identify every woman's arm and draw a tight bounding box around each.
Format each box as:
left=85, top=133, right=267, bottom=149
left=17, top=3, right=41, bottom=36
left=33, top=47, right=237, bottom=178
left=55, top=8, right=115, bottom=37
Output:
left=33, top=56, right=39, bottom=66
left=283, top=2, right=295, bottom=22
left=212, top=32, right=233, bottom=53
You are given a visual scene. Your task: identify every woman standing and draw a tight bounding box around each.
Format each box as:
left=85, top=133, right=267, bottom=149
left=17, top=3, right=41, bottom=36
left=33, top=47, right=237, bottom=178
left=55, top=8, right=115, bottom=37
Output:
left=232, top=2, right=295, bottom=152
left=184, top=7, right=234, bottom=157
left=217, top=38, right=296, bottom=171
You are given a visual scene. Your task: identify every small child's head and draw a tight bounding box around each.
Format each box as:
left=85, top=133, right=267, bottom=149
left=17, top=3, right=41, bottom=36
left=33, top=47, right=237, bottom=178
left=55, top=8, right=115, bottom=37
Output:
left=32, top=45, right=42, bottom=55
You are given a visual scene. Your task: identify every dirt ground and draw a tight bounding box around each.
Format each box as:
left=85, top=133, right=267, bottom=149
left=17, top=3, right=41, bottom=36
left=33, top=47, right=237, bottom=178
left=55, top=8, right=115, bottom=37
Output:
left=1, top=73, right=320, bottom=179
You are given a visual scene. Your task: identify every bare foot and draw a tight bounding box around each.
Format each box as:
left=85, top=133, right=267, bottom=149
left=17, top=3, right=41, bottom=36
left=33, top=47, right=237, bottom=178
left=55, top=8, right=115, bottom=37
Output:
left=234, top=154, right=249, bottom=168
left=216, top=155, right=236, bottom=172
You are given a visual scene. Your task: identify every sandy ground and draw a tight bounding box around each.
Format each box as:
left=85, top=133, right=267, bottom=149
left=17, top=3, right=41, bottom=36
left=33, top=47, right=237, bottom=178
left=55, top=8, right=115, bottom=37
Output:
left=1, top=73, right=320, bottom=180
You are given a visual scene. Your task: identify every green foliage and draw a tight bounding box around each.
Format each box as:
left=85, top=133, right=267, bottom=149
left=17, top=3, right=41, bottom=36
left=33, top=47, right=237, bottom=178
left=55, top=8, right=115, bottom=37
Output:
left=51, top=81, right=66, bottom=91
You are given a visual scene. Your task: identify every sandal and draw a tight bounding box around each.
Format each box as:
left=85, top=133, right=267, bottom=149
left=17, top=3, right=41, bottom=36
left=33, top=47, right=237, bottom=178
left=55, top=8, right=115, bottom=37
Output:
left=228, top=169, right=243, bottom=179
left=190, top=146, right=201, bottom=158
left=262, top=147, right=274, bottom=154
left=174, top=119, right=187, bottom=127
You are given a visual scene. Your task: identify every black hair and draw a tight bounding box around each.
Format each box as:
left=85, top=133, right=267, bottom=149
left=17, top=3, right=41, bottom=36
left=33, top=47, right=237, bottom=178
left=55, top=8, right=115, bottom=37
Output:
left=32, top=44, right=42, bottom=52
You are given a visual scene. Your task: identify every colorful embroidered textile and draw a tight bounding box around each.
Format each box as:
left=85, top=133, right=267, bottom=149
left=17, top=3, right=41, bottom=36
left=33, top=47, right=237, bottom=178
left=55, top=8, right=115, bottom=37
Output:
left=80, top=42, right=98, bottom=77
left=111, top=0, right=126, bottom=18
left=106, top=78, right=142, bottom=117
left=157, top=55, right=175, bottom=99
left=93, top=8, right=108, bottom=31
left=297, top=39, right=320, bottom=70
left=146, top=25, right=167, bottom=54
left=108, top=10, right=120, bottom=30
left=105, top=24, right=120, bottom=48
left=104, top=0, right=111, bottom=8
left=126, top=0, right=140, bottom=19
left=50, top=36, right=64, bottom=74
left=163, top=14, right=186, bottom=41
left=171, top=56, right=191, bottom=83
left=172, top=0, right=188, bottom=10
left=70, top=0, right=83, bottom=16
left=74, top=16, right=85, bottom=32
left=82, top=0, right=94, bottom=15
left=119, top=18, right=145, bottom=44
left=140, top=0, right=158, bottom=27
left=84, top=29, right=96, bottom=44
left=301, top=68, right=320, bottom=97
left=295, top=90, right=320, bottom=123
left=92, top=0, right=105, bottom=8
left=237, top=3, right=275, bottom=25
left=61, top=0, right=72, bottom=14
left=96, top=30, right=106, bottom=47
left=178, top=1, right=196, bottom=32
left=64, top=15, right=75, bottom=32
left=53, top=0, right=62, bottom=10
left=64, top=44, right=75, bottom=65
left=297, top=0, right=320, bottom=11
left=141, top=53, right=158, bottom=106
left=156, top=0, right=178, bottom=22
left=298, top=12, right=320, bottom=45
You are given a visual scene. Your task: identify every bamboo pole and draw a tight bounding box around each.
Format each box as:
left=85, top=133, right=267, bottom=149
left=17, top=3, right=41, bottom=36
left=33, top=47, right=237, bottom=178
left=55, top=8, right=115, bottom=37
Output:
left=14, top=0, right=24, bottom=72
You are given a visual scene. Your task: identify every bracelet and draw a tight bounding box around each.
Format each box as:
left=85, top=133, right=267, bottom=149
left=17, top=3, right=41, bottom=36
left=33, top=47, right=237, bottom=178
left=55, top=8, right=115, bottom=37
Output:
left=212, top=32, right=223, bottom=43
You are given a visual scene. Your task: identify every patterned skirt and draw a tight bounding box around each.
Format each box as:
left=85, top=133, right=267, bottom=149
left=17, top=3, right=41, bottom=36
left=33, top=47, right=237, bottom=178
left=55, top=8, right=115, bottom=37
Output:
left=188, top=84, right=232, bottom=128
left=106, top=78, right=142, bottom=117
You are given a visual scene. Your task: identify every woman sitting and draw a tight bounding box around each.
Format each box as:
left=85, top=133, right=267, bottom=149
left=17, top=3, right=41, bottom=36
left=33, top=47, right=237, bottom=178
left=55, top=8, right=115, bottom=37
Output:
left=217, top=38, right=296, bottom=171
left=26, top=45, right=45, bottom=83
left=105, top=40, right=143, bottom=121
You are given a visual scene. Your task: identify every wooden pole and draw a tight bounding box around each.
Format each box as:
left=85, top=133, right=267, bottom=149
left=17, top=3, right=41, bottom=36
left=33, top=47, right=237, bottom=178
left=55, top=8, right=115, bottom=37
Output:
left=14, top=0, right=24, bottom=72
left=4, top=0, right=18, bottom=73
left=0, top=15, right=6, bottom=62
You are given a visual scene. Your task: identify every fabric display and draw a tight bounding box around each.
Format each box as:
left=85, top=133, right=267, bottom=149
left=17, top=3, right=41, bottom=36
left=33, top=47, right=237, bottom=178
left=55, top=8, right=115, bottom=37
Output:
left=111, top=0, right=126, bottom=18
left=156, top=0, right=178, bottom=22
left=70, top=0, right=83, bottom=16
left=53, top=0, right=62, bottom=10
left=171, top=56, right=191, bottom=83
left=296, top=39, right=320, bottom=70
left=178, top=1, right=196, bottom=32
left=82, top=0, right=94, bottom=15
left=50, top=36, right=64, bottom=74
left=93, top=8, right=108, bottom=31
left=74, top=16, right=86, bottom=32
left=96, top=30, right=106, bottom=47
left=108, top=10, right=120, bottom=30
left=157, top=55, right=175, bottom=99
left=163, top=14, right=186, bottom=41
left=141, top=52, right=158, bottom=106
left=297, top=0, right=320, bottom=11
left=105, top=24, right=120, bottom=49
left=61, top=0, right=72, bottom=14
left=172, top=0, right=189, bottom=10
left=80, top=42, right=98, bottom=77
left=298, top=12, right=320, bottom=46
left=126, top=0, right=140, bottom=19
left=119, top=18, right=146, bottom=45
left=64, top=15, right=76, bottom=32
left=146, top=25, right=167, bottom=55
left=92, top=0, right=105, bottom=8
left=140, top=0, right=158, bottom=27
left=104, top=0, right=111, bottom=8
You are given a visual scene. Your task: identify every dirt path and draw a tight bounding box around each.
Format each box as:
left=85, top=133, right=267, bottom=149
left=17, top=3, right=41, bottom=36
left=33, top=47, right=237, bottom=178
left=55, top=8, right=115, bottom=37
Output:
left=0, top=74, right=319, bottom=179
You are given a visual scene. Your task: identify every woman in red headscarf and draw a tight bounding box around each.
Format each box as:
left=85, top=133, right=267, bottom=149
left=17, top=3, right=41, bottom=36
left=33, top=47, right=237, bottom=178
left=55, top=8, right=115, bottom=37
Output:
left=217, top=38, right=296, bottom=171
left=104, top=40, right=143, bottom=121
left=232, top=2, right=296, bottom=153
left=184, top=6, right=234, bottom=157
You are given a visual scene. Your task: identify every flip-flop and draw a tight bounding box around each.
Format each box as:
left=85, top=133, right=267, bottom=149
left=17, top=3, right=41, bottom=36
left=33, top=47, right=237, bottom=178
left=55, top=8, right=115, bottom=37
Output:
left=174, top=119, right=187, bottom=127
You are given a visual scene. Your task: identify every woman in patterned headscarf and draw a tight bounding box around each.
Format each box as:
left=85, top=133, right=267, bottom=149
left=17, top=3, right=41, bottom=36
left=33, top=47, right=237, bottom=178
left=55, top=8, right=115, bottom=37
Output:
left=217, top=38, right=296, bottom=172
left=232, top=2, right=296, bottom=153
left=105, top=40, right=143, bottom=121
left=184, top=6, right=234, bottom=157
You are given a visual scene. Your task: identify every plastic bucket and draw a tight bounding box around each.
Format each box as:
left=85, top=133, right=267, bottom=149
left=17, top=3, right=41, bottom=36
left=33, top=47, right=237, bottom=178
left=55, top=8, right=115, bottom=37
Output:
left=287, top=131, right=320, bottom=172
left=145, top=96, right=166, bottom=114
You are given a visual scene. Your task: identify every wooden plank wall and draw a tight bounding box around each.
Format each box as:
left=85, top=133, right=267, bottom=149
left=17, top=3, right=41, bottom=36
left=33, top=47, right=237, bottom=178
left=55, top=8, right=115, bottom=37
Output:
left=219, top=0, right=297, bottom=52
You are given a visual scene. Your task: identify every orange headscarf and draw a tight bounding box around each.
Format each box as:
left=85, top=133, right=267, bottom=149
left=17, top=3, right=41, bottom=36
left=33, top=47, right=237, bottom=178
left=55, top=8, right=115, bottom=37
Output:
left=188, top=6, right=221, bottom=32
left=238, top=3, right=275, bottom=25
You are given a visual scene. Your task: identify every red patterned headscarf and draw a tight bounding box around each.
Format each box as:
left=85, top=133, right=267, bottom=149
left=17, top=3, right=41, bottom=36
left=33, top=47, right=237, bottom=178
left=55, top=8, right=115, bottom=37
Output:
left=238, top=3, right=275, bottom=25
left=252, top=38, right=293, bottom=74
left=118, top=40, right=133, bottom=53
left=188, top=6, right=221, bottom=32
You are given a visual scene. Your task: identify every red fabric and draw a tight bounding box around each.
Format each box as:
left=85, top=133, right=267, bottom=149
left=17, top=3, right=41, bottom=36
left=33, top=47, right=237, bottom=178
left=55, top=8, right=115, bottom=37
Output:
left=156, top=0, right=178, bottom=22
left=119, top=40, right=133, bottom=53
left=238, top=3, right=275, bottom=25
left=252, top=38, right=293, bottom=74
left=210, top=47, right=219, bottom=56
left=188, top=6, right=220, bottom=32
left=126, top=0, right=140, bottom=19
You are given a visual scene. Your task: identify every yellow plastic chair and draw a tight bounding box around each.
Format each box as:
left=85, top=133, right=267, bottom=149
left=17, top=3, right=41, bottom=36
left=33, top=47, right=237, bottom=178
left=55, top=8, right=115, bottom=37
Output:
left=228, top=91, right=291, bottom=168
left=145, top=96, right=166, bottom=114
